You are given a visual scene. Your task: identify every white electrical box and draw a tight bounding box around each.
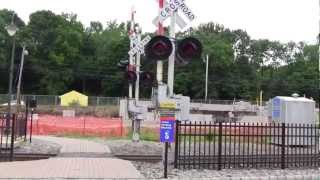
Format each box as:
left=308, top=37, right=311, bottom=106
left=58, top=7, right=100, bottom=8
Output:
left=269, top=96, right=316, bottom=124
left=174, top=95, right=190, bottom=121
left=269, top=96, right=318, bottom=146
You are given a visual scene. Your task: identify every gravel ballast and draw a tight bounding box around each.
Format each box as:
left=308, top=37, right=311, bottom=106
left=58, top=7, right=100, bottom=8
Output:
left=97, top=139, right=320, bottom=179
left=132, top=161, right=320, bottom=179
left=102, top=139, right=163, bottom=155
left=14, top=138, right=61, bottom=154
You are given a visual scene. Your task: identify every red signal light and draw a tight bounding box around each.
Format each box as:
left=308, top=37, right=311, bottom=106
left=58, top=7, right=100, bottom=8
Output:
left=145, top=36, right=173, bottom=60
left=140, top=71, right=154, bottom=86
left=177, top=37, right=202, bottom=60
left=125, top=70, right=137, bottom=83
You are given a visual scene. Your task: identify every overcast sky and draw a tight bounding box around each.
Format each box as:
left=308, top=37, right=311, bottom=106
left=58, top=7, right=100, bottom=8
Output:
left=0, top=0, right=318, bottom=44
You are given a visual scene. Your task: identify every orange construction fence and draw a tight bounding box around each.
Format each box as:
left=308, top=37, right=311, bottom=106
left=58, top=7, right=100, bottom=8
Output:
left=28, top=115, right=126, bottom=137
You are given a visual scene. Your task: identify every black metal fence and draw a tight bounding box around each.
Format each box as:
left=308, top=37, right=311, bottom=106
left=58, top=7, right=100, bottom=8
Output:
left=174, top=121, right=320, bottom=170
left=0, top=113, right=27, bottom=161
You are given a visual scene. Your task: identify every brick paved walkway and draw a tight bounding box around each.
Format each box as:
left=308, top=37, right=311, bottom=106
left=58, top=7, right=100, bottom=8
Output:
left=0, top=136, right=143, bottom=179
left=0, top=158, right=142, bottom=179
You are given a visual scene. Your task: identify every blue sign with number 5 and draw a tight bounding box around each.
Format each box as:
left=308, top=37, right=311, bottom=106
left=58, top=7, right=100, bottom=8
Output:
left=160, top=120, right=175, bottom=142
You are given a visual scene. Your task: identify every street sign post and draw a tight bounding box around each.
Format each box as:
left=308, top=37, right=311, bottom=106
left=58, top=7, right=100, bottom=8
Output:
left=159, top=111, right=175, bottom=179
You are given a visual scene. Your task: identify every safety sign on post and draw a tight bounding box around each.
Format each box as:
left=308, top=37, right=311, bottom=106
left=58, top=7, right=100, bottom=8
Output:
left=152, top=0, right=195, bottom=30
left=160, top=116, right=175, bottom=142
left=128, top=35, right=152, bottom=56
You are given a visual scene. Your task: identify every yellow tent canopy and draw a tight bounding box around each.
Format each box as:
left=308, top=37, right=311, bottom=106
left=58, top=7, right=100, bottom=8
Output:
left=60, top=90, right=88, bottom=107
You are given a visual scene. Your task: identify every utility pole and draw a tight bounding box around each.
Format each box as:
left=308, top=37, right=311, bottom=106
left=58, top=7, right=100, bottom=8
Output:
left=205, top=54, right=209, bottom=102
left=5, top=13, right=17, bottom=134
left=16, top=45, right=28, bottom=106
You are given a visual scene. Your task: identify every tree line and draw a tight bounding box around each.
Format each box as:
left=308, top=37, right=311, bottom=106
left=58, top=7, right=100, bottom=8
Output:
left=0, top=9, right=318, bottom=101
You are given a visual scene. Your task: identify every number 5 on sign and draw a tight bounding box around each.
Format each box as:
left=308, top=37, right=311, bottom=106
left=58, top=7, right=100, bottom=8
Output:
left=160, top=118, right=175, bottom=143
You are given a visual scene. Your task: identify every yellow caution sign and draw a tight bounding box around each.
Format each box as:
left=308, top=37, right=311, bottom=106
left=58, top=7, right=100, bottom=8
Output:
left=159, top=101, right=176, bottom=109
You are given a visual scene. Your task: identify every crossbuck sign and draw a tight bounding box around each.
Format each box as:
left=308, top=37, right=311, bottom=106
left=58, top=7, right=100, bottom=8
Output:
left=128, top=35, right=151, bottom=56
left=153, top=0, right=196, bottom=29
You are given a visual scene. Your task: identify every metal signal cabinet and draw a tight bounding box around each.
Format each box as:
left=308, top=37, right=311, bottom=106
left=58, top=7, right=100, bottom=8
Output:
left=269, top=96, right=317, bottom=146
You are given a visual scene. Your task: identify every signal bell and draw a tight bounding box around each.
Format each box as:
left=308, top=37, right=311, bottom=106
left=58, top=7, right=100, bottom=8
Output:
left=145, top=35, right=173, bottom=60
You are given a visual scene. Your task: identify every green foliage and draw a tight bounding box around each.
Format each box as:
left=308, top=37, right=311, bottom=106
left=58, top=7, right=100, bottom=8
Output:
left=0, top=10, right=318, bottom=102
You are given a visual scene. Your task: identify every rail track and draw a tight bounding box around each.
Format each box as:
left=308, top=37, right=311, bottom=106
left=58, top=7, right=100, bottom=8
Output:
left=0, top=152, right=162, bottom=163
left=114, top=154, right=162, bottom=162
left=0, top=153, right=56, bottom=162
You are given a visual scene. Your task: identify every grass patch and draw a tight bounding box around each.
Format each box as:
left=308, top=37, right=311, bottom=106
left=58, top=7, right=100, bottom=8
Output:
left=139, top=128, right=159, bottom=141
left=54, top=127, right=159, bottom=142
left=124, top=128, right=159, bottom=142
left=180, top=134, right=218, bottom=143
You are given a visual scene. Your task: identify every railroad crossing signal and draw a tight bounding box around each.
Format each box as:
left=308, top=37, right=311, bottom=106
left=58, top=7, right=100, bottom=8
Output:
left=152, top=11, right=187, bottom=29
left=145, top=35, right=202, bottom=62
left=153, top=0, right=195, bottom=29
left=145, top=35, right=173, bottom=60
left=140, top=71, right=154, bottom=86
left=126, top=70, right=137, bottom=83
left=128, top=35, right=152, bottom=56
left=126, top=70, right=154, bottom=86
left=130, top=35, right=139, bottom=46
left=176, top=37, right=202, bottom=60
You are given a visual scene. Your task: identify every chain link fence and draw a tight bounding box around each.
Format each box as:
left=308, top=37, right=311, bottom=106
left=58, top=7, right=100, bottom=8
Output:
left=0, top=94, right=121, bottom=107
left=0, top=94, right=270, bottom=107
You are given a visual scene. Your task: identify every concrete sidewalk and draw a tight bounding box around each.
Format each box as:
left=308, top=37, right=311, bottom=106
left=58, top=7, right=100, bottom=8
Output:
left=0, top=136, right=143, bottom=179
